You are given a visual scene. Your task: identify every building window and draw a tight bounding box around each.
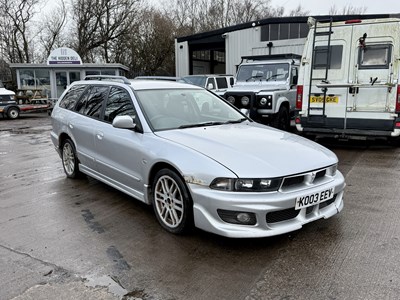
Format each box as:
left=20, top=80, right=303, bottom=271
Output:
left=261, top=23, right=309, bottom=41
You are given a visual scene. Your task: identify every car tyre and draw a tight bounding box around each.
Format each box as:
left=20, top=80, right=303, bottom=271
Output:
left=271, top=105, right=289, bottom=131
left=152, top=169, right=193, bottom=234
left=7, top=107, right=20, bottom=119
left=61, top=139, right=81, bottom=178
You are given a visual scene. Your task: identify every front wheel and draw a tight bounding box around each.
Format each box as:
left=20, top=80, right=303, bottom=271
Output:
left=7, top=107, right=20, bottom=119
left=151, top=169, right=193, bottom=234
left=271, top=105, right=289, bottom=131
left=61, top=139, right=81, bottom=178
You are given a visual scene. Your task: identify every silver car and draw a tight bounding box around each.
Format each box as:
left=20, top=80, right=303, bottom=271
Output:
left=50, top=76, right=345, bottom=238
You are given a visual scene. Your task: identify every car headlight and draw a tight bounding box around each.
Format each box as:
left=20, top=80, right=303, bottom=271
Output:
left=210, top=177, right=282, bottom=192
left=226, top=96, right=235, bottom=104
left=241, top=96, right=250, bottom=106
left=259, top=97, right=268, bottom=106
left=327, top=164, right=337, bottom=176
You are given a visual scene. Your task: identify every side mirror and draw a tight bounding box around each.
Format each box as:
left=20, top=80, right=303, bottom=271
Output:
left=207, top=83, right=215, bottom=90
left=112, top=115, right=136, bottom=129
left=229, top=77, right=234, bottom=86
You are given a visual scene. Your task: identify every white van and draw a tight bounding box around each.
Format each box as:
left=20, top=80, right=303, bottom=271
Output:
left=296, top=17, right=400, bottom=140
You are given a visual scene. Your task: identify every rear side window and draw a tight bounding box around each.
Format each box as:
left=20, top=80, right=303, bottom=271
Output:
left=358, top=44, right=392, bottom=69
left=313, top=45, right=343, bottom=69
left=104, top=87, right=137, bottom=123
left=58, top=85, right=86, bottom=110
left=75, top=85, right=109, bottom=118
left=216, top=78, right=228, bottom=89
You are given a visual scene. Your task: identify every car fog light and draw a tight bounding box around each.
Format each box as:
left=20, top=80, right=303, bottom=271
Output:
left=217, top=209, right=257, bottom=225
left=237, top=213, right=252, bottom=224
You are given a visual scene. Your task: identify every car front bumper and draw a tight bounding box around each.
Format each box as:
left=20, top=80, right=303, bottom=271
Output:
left=189, top=171, right=345, bottom=238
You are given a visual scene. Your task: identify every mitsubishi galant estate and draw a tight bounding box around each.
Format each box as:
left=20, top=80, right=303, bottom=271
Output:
left=50, top=76, right=345, bottom=238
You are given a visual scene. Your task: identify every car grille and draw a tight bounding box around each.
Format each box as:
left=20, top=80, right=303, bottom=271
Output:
left=266, top=194, right=337, bottom=224
left=280, top=168, right=329, bottom=192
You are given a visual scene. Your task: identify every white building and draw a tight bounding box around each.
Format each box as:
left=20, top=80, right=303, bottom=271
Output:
left=175, top=14, right=393, bottom=77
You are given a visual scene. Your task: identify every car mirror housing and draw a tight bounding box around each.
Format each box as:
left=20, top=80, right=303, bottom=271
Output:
left=112, top=115, right=137, bottom=129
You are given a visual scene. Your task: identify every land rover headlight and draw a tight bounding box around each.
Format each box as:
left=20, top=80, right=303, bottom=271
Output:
left=226, top=96, right=235, bottom=104
left=259, top=97, right=268, bottom=106
left=210, top=177, right=282, bottom=192
left=241, top=96, right=250, bottom=106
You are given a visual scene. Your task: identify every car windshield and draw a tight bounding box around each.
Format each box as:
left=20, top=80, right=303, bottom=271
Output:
left=135, top=88, right=247, bottom=131
left=236, top=63, right=289, bottom=82
left=181, top=76, right=206, bottom=87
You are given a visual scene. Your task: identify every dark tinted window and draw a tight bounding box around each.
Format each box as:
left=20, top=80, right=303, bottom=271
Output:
left=104, top=87, right=136, bottom=123
left=75, top=86, right=108, bottom=118
left=216, top=77, right=228, bottom=89
left=58, top=85, right=86, bottom=110
left=269, top=24, right=279, bottom=40
left=314, top=45, right=343, bottom=69
left=280, top=23, right=289, bottom=40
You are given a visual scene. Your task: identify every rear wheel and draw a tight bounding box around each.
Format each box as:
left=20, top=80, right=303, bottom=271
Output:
left=151, top=169, right=193, bottom=234
left=7, top=107, right=20, bottom=119
left=271, top=105, right=289, bottom=131
left=61, top=139, right=80, bottom=178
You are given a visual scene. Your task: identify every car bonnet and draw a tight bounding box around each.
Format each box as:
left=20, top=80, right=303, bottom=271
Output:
left=155, top=123, right=338, bottom=178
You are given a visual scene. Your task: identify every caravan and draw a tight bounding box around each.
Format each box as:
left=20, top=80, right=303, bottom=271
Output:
left=296, top=17, right=400, bottom=140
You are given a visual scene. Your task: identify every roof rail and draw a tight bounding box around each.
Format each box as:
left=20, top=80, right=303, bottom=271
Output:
left=241, top=54, right=302, bottom=62
left=84, top=75, right=131, bottom=85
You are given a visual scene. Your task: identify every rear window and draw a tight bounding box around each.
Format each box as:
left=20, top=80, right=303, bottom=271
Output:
left=313, top=45, right=343, bottom=70
left=358, top=44, right=392, bottom=69
left=58, top=85, right=87, bottom=110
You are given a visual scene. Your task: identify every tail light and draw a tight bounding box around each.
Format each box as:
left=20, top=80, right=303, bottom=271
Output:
left=396, top=85, right=400, bottom=113
left=296, top=85, right=303, bottom=110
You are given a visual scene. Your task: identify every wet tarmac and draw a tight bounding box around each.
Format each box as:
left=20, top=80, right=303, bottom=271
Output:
left=1, top=113, right=400, bottom=299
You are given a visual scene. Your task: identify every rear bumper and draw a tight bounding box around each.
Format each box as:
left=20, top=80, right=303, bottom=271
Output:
left=296, top=117, right=400, bottom=138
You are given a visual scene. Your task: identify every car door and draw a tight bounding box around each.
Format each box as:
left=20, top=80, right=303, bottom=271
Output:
left=65, top=85, right=107, bottom=171
left=346, top=21, right=399, bottom=128
left=94, top=86, right=146, bottom=200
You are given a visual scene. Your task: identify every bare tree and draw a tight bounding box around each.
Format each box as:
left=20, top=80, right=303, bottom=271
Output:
left=71, top=0, right=142, bottom=62
left=36, top=0, right=68, bottom=62
left=329, top=5, right=367, bottom=15
left=0, top=0, right=39, bottom=63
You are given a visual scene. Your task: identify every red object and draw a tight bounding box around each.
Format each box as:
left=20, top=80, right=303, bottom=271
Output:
left=296, top=85, right=303, bottom=110
left=396, top=85, right=400, bottom=113
left=345, top=19, right=362, bottom=24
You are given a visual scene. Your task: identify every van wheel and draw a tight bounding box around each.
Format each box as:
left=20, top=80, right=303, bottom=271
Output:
left=151, top=169, right=193, bottom=234
left=7, top=107, right=20, bottom=119
left=61, top=139, right=81, bottom=178
left=271, top=106, right=289, bottom=131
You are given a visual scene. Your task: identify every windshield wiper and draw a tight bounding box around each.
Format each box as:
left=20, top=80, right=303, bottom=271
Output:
left=245, top=75, right=263, bottom=82
left=179, top=119, right=247, bottom=129
left=223, top=118, right=247, bottom=124
left=179, top=121, right=224, bottom=129
left=265, top=74, right=284, bottom=81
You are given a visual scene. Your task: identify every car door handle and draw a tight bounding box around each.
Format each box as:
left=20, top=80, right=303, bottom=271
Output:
left=96, top=132, right=104, bottom=140
left=68, top=123, right=73, bottom=129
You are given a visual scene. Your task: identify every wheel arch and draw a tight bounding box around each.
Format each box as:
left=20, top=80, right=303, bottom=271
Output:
left=146, top=162, right=189, bottom=204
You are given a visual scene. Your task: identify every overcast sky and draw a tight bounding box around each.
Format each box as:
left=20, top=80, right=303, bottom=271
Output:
left=269, top=0, right=400, bottom=15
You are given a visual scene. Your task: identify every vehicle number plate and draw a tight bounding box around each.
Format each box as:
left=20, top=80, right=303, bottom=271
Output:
left=310, top=95, right=339, bottom=103
left=295, top=187, right=334, bottom=210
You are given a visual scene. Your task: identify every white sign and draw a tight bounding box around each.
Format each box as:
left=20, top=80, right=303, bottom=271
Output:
left=47, top=48, right=82, bottom=65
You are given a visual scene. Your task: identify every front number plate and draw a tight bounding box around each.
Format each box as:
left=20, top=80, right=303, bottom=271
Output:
left=295, top=187, right=334, bottom=210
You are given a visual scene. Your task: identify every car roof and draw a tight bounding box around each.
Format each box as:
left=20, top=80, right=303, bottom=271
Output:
left=71, top=78, right=203, bottom=91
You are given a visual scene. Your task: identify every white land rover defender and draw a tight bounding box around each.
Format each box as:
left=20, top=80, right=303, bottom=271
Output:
left=223, top=54, right=301, bottom=130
